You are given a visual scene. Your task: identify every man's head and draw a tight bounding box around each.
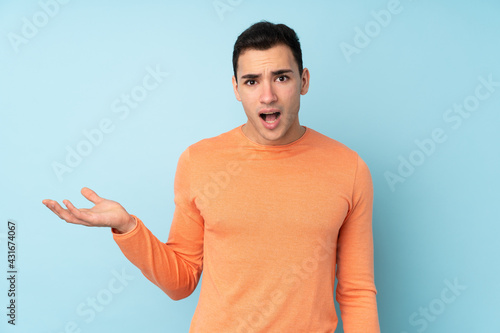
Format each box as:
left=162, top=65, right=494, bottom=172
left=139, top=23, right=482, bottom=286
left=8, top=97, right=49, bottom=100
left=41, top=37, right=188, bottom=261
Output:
left=231, top=21, right=310, bottom=146
left=232, top=21, right=303, bottom=83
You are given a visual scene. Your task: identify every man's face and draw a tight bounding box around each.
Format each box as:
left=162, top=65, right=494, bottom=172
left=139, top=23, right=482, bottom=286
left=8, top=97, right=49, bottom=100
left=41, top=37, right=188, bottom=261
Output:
left=232, top=44, right=310, bottom=145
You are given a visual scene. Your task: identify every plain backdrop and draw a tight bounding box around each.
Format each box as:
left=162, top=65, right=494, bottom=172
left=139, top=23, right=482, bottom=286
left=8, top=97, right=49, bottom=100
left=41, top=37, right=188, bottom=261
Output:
left=1, top=1, right=499, bottom=332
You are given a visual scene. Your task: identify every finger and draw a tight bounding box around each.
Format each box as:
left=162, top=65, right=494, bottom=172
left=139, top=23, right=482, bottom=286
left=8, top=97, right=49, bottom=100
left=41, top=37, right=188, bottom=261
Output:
left=43, top=200, right=66, bottom=220
left=42, top=199, right=57, bottom=214
left=42, top=199, right=60, bottom=209
left=43, top=200, right=91, bottom=226
left=51, top=200, right=89, bottom=225
left=81, top=187, right=104, bottom=205
left=63, top=199, right=95, bottom=224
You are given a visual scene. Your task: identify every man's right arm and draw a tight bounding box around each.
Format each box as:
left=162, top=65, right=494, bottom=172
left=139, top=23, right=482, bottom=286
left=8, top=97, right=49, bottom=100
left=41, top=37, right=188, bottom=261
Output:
left=112, top=148, right=204, bottom=300
left=112, top=212, right=204, bottom=301
left=42, top=148, right=204, bottom=300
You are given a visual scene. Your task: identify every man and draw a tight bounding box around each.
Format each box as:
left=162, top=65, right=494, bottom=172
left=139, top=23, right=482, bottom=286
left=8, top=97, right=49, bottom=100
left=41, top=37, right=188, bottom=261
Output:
left=43, top=21, right=380, bottom=332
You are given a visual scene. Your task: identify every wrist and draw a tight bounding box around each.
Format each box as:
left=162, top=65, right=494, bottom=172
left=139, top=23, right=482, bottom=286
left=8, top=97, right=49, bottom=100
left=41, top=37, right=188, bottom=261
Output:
left=113, top=215, right=137, bottom=234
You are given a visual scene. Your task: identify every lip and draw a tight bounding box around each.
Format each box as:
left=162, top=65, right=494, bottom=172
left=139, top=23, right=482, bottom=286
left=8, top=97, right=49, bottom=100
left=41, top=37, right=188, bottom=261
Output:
left=259, top=109, right=282, bottom=130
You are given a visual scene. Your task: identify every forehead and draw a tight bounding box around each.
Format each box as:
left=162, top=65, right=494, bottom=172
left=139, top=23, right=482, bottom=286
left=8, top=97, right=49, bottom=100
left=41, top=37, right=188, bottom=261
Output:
left=237, top=44, right=297, bottom=76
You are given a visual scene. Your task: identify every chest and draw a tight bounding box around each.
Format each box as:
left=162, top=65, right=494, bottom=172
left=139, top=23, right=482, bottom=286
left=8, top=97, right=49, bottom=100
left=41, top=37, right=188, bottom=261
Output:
left=193, top=156, right=353, bottom=240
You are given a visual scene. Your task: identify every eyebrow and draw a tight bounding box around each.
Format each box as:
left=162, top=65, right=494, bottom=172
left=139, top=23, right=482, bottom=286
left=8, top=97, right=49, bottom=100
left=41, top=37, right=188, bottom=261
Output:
left=240, top=69, right=294, bottom=80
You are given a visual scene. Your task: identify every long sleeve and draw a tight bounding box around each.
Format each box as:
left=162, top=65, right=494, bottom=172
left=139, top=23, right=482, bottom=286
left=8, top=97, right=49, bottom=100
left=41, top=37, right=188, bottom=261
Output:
left=335, top=155, right=380, bottom=332
left=112, top=148, right=204, bottom=300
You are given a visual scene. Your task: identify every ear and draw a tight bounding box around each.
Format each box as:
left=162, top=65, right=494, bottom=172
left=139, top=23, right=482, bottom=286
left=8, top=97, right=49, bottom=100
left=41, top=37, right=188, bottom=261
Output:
left=300, top=68, right=310, bottom=95
left=232, top=75, right=242, bottom=101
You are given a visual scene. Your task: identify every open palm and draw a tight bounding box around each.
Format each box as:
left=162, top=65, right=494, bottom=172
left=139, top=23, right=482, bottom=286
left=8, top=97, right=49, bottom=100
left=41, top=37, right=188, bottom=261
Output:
left=42, top=187, right=136, bottom=233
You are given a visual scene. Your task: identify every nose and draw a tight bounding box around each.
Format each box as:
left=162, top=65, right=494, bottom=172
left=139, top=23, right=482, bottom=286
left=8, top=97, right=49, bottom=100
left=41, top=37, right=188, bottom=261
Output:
left=259, top=81, right=277, bottom=104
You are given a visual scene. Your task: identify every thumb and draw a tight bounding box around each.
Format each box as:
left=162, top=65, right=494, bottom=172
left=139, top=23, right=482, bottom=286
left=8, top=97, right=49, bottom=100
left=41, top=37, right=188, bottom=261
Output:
left=81, top=187, right=104, bottom=204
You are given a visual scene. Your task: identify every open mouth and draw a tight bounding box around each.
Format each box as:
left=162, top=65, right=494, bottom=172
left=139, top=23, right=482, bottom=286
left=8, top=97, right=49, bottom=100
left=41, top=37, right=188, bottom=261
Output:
left=259, top=111, right=281, bottom=124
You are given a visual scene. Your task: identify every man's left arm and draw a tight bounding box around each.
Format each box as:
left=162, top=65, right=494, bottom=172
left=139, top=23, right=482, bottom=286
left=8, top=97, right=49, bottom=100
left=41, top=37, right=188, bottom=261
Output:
left=336, top=154, right=380, bottom=332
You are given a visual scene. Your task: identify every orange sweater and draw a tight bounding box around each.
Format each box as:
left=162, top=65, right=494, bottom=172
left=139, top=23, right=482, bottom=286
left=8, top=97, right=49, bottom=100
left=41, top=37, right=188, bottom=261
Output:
left=113, top=125, right=380, bottom=332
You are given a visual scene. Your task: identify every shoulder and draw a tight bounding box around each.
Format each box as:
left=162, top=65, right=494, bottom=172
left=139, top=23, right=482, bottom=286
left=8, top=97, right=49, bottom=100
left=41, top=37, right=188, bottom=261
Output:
left=304, top=127, right=371, bottom=179
left=305, top=127, right=360, bottom=161
left=306, top=128, right=372, bottom=198
left=177, top=126, right=241, bottom=163
left=189, top=127, right=239, bottom=151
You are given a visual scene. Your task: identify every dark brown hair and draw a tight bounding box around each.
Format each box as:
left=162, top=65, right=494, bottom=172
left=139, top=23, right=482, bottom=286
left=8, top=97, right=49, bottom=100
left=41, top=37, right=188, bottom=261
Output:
left=232, top=21, right=303, bottom=81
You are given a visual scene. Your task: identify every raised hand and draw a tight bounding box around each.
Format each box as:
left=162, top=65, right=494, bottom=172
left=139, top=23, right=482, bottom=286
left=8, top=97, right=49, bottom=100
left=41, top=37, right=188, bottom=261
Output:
left=42, top=187, right=136, bottom=234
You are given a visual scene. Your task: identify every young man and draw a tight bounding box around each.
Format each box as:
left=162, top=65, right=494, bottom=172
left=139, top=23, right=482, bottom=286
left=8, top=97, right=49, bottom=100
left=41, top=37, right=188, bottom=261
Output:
left=43, top=21, right=380, bottom=332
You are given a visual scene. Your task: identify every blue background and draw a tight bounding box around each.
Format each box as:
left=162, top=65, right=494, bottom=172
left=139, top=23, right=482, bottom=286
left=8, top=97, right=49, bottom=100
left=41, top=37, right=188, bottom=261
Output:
left=1, top=0, right=499, bottom=332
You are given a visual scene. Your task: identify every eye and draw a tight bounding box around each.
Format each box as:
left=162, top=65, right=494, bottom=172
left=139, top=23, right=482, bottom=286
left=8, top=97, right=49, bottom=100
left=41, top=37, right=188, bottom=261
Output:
left=245, top=80, right=256, bottom=86
left=276, top=75, right=289, bottom=82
